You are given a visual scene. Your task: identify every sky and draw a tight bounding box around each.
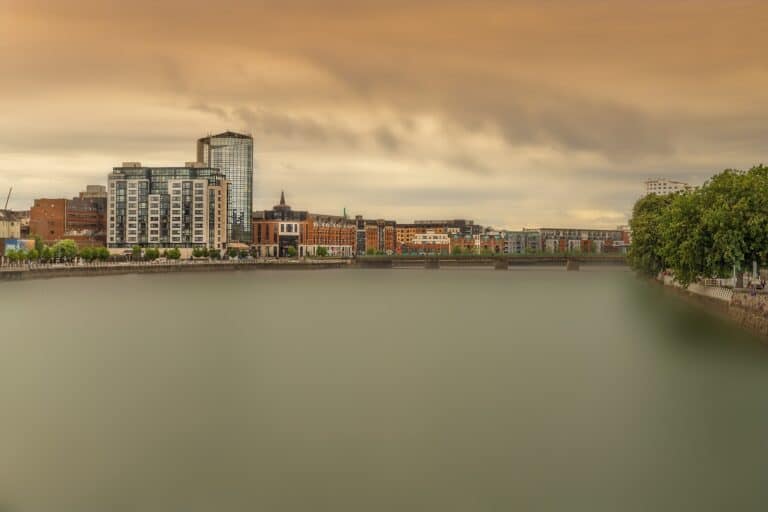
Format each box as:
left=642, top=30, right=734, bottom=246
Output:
left=1, top=0, right=767, bottom=228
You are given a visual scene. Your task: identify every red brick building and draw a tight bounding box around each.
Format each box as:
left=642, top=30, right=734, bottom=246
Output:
left=355, top=216, right=397, bottom=255
left=253, top=192, right=356, bottom=257
left=30, top=199, right=66, bottom=243
left=30, top=186, right=107, bottom=246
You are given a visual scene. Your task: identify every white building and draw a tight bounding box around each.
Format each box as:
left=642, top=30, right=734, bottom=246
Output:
left=644, top=178, right=691, bottom=196
left=108, top=163, right=228, bottom=250
left=412, top=231, right=450, bottom=246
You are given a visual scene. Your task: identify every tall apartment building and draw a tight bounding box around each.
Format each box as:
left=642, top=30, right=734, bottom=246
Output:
left=644, top=178, right=691, bottom=196
left=107, top=163, right=227, bottom=249
left=197, top=131, right=254, bottom=243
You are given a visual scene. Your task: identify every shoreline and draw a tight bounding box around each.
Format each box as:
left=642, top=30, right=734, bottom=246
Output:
left=652, top=274, right=768, bottom=342
left=0, top=257, right=628, bottom=282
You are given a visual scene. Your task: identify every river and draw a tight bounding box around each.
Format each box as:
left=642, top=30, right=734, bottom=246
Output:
left=1, top=268, right=767, bottom=511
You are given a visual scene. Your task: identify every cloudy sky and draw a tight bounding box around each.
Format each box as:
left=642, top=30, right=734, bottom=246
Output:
left=1, top=0, right=766, bottom=227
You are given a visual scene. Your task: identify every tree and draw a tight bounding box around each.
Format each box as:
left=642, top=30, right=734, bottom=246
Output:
left=27, top=248, right=39, bottom=261
left=209, top=249, right=221, bottom=260
left=628, top=192, right=675, bottom=277
left=192, top=248, right=203, bottom=258
left=316, top=246, right=329, bottom=257
left=452, top=246, right=463, bottom=255
left=79, top=246, right=94, bottom=262
left=166, top=248, right=181, bottom=260
left=34, top=236, right=43, bottom=253
left=144, top=248, right=160, bottom=260
left=227, top=247, right=239, bottom=258
left=41, top=246, right=52, bottom=262
left=286, top=246, right=297, bottom=258
left=51, top=239, right=78, bottom=261
left=132, top=245, right=142, bottom=261
left=96, top=247, right=110, bottom=261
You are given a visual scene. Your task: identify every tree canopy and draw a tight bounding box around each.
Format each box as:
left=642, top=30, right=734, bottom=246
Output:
left=629, top=164, right=768, bottom=286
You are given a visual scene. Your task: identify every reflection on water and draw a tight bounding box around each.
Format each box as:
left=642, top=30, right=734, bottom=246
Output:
left=1, top=269, right=767, bottom=512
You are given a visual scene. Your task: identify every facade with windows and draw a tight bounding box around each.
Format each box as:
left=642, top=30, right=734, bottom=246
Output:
left=107, top=162, right=227, bottom=249
left=197, top=131, right=254, bottom=243
left=355, top=216, right=397, bottom=255
left=538, top=228, right=623, bottom=254
left=504, top=230, right=542, bottom=254
left=644, top=178, right=692, bottom=196
left=252, top=192, right=355, bottom=258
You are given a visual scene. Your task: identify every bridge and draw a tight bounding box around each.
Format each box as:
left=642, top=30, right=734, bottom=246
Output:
left=355, top=254, right=627, bottom=270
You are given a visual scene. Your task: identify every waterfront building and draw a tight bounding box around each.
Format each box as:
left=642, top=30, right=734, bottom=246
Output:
left=0, top=209, right=23, bottom=239
left=504, top=230, right=542, bottom=254
left=355, top=216, right=397, bottom=255
left=644, top=178, right=691, bottom=196
left=396, top=219, right=481, bottom=249
left=30, top=199, right=67, bottom=243
left=400, top=230, right=450, bottom=255
left=252, top=192, right=355, bottom=258
left=107, top=162, right=228, bottom=250
left=538, top=227, right=624, bottom=254
left=29, top=186, right=108, bottom=246
left=197, top=131, right=254, bottom=243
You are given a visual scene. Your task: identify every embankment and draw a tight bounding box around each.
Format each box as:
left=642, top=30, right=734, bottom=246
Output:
left=658, top=274, right=768, bottom=340
left=0, top=260, right=349, bottom=282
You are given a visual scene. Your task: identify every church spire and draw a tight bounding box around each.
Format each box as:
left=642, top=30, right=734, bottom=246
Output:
left=280, top=190, right=286, bottom=206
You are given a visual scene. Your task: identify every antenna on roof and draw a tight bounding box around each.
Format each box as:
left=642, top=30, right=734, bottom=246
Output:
left=4, top=187, right=11, bottom=210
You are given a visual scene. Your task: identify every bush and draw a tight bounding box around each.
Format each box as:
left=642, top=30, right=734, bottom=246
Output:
left=144, top=248, right=160, bottom=260
left=166, top=248, right=181, bottom=260
left=286, top=246, right=297, bottom=258
left=316, top=246, right=329, bottom=257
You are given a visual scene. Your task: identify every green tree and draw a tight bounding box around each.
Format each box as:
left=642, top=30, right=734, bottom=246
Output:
left=316, top=246, right=329, bottom=257
left=96, top=247, right=110, bottom=261
left=628, top=192, right=675, bottom=277
left=79, top=246, right=94, bottom=262
left=41, top=245, right=52, bottom=261
left=132, top=245, right=142, bottom=260
left=34, top=235, right=43, bottom=253
left=452, top=246, right=463, bottom=255
left=286, top=246, right=297, bottom=258
left=52, top=239, right=78, bottom=261
left=227, top=247, right=239, bottom=258
left=209, top=249, right=221, bottom=260
left=144, top=248, right=160, bottom=260
left=166, top=248, right=181, bottom=260
left=27, top=248, right=39, bottom=261
left=192, top=248, right=202, bottom=258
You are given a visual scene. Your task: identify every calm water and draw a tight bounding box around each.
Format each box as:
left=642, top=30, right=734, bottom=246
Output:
left=1, top=268, right=768, bottom=512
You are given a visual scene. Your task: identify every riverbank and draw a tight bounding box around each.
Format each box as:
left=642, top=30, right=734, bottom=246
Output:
left=0, top=259, right=350, bottom=282
left=656, top=273, right=768, bottom=341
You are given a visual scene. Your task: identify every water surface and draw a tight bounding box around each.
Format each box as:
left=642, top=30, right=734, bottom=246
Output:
left=1, top=268, right=767, bottom=511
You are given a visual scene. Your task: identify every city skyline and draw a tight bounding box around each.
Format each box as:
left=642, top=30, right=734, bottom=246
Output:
left=2, top=0, right=767, bottom=227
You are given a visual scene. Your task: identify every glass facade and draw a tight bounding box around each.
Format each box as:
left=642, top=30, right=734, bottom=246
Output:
left=197, top=132, right=254, bottom=242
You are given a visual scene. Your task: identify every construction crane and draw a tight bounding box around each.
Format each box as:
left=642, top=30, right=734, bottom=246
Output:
left=3, top=187, right=10, bottom=210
